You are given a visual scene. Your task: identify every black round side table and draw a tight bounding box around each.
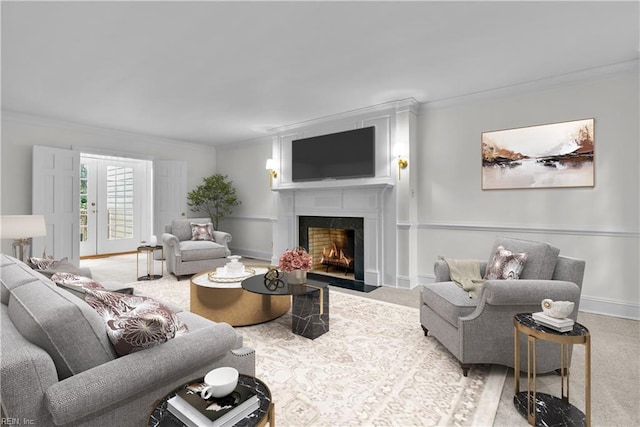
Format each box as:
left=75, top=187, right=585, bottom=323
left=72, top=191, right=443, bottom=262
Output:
left=513, top=313, right=591, bottom=427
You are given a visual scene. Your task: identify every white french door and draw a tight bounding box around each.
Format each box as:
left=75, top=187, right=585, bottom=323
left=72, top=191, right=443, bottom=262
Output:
left=80, top=154, right=152, bottom=256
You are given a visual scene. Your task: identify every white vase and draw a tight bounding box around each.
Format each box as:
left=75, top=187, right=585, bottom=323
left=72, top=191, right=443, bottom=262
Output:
left=149, top=235, right=158, bottom=246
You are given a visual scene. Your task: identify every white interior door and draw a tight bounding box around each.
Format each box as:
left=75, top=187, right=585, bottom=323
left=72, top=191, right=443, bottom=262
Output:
left=32, top=145, right=80, bottom=265
left=154, top=160, right=187, bottom=239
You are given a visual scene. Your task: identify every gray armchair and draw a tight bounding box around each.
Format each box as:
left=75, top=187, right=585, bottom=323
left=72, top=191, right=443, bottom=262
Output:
left=420, top=237, right=585, bottom=376
left=162, top=217, right=232, bottom=279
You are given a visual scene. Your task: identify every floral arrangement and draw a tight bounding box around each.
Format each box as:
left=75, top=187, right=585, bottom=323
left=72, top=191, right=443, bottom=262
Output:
left=278, top=247, right=313, bottom=272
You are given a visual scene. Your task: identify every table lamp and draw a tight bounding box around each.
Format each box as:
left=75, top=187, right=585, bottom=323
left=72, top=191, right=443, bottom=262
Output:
left=0, top=215, right=47, bottom=261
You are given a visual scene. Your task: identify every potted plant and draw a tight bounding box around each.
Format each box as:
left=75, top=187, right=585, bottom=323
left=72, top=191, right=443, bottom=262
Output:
left=187, top=174, right=241, bottom=230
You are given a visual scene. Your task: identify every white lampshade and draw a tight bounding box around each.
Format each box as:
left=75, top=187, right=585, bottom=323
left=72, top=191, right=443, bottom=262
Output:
left=265, top=158, right=275, bottom=170
left=0, top=215, right=47, bottom=239
left=392, top=143, right=406, bottom=158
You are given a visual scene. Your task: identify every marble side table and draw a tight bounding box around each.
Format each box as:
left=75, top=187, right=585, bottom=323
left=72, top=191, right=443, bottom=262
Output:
left=242, top=271, right=330, bottom=340
left=513, top=313, right=591, bottom=427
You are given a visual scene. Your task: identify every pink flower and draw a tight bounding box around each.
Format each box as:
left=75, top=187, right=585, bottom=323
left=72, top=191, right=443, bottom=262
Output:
left=278, top=247, right=312, bottom=272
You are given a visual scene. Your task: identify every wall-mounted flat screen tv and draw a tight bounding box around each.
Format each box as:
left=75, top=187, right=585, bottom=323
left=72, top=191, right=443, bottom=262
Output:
left=292, top=126, right=375, bottom=182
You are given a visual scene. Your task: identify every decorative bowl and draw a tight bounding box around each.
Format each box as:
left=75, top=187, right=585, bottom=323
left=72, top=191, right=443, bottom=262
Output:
left=541, top=299, right=575, bottom=319
left=202, top=367, right=239, bottom=398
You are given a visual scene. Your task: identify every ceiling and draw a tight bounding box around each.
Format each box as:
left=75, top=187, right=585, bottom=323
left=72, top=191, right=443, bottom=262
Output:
left=2, top=1, right=639, bottom=146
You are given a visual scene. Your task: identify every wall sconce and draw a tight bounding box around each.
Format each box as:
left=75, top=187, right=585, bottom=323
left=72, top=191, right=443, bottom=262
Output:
left=392, top=143, right=409, bottom=180
left=265, top=158, right=278, bottom=187
left=0, top=215, right=47, bottom=262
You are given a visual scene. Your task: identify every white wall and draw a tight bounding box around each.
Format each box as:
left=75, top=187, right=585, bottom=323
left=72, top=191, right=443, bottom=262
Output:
left=215, top=137, right=274, bottom=260
left=417, top=65, right=639, bottom=319
left=0, top=113, right=217, bottom=255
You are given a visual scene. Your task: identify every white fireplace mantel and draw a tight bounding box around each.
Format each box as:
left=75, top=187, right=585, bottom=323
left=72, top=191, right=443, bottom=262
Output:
left=271, top=177, right=393, bottom=192
left=272, top=186, right=393, bottom=287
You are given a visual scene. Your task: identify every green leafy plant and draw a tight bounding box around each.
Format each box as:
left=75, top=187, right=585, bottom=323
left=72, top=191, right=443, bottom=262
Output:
left=187, top=174, right=241, bottom=230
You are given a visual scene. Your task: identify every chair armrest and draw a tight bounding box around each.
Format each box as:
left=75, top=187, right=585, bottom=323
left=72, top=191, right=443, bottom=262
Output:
left=162, top=232, right=181, bottom=255
left=45, top=323, right=238, bottom=425
left=212, top=231, right=232, bottom=245
left=481, top=279, right=581, bottom=306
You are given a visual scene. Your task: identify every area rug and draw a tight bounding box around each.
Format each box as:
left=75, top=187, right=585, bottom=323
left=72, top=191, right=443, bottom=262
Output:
left=131, top=277, right=506, bottom=427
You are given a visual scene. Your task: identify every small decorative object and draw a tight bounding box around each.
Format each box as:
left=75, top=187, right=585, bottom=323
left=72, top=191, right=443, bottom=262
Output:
left=149, top=235, right=158, bottom=246
left=201, top=367, right=239, bottom=399
left=541, top=299, right=575, bottom=319
left=225, top=255, right=244, bottom=276
left=279, top=247, right=312, bottom=284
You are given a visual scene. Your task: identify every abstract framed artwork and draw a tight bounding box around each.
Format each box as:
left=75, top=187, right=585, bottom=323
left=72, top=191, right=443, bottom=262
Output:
left=481, top=118, right=594, bottom=190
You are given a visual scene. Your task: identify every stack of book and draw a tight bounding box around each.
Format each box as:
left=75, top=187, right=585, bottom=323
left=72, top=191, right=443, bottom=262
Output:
left=532, top=312, right=575, bottom=332
left=167, top=382, right=260, bottom=427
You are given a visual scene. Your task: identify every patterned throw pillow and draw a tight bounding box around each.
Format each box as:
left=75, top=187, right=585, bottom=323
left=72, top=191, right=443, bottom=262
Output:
left=190, top=222, right=215, bottom=241
left=29, top=256, right=65, bottom=270
left=484, top=245, right=528, bottom=280
left=51, top=272, right=105, bottom=290
left=83, top=289, right=188, bottom=356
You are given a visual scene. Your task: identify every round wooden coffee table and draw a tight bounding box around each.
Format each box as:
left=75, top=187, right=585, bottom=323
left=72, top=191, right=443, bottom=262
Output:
left=190, top=266, right=290, bottom=326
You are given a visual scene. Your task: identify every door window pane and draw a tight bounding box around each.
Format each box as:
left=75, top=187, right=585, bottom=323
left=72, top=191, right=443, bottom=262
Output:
left=106, top=166, right=134, bottom=240
left=80, top=163, right=88, bottom=242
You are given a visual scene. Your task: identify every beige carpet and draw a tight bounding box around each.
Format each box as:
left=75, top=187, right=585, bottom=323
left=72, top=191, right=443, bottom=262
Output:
left=130, top=274, right=507, bottom=427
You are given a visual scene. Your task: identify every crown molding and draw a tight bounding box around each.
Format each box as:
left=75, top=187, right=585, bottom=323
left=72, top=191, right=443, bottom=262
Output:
left=271, top=98, right=419, bottom=135
left=1, top=110, right=215, bottom=151
left=420, top=59, right=640, bottom=111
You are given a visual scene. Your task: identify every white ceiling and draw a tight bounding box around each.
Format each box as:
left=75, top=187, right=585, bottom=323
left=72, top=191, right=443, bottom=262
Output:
left=2, top=1, right=639, bottom=146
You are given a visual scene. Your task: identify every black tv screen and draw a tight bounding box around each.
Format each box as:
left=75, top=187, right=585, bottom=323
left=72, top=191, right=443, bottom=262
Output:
left=292, top=126, right=375, bottom=182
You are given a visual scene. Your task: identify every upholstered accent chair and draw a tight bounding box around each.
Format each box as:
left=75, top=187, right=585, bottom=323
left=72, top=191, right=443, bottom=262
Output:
left=162, top=217, right=232, bottom=279
left=420, top=237, right=585, bottom=376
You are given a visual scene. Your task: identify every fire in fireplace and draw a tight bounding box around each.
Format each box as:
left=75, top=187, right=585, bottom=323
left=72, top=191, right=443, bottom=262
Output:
left=298, top=216, right=364, bottom=281
left=308, top=226, right=355, bottom=277
left=320, top=242, right=354, bottom=275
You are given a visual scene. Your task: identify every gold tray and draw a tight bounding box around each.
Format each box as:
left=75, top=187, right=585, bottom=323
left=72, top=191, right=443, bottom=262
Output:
left=207, top=268, right=256, bottom=283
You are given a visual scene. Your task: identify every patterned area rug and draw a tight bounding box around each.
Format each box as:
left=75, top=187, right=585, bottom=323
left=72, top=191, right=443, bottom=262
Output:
left=132, top=277, right=506, bottom=427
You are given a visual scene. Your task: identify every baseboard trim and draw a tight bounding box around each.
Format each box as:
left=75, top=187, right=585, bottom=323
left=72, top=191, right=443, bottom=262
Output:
left=579, top=296, right=640, bottom=321
left=229, top=247, right=271, bottom=262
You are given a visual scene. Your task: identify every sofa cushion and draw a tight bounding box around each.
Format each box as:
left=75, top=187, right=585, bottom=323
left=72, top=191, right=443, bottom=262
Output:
left=1, top=255, right=51, bottom=305
left=179, top=240, right=228, bottom=262
left=7, top=275, right=117, bottom=379
left=421, top=282, right=478, bottom=327
left=84, top=289, right=189, bottom=356
left=484, top=246, right=528, bottom=280
left=489, top=237, right=560, bottom=280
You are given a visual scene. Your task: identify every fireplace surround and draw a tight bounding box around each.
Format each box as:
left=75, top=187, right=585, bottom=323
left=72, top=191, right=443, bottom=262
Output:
left=298, top=216, right=364, bottom=281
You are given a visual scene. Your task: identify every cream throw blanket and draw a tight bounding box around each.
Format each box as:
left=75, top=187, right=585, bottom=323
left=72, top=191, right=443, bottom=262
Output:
left=442, top=257, right=486, bottom=298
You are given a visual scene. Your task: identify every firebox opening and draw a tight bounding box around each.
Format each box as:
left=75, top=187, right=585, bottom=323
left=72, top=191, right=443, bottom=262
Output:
left=308, top=227, right=355, bottom=279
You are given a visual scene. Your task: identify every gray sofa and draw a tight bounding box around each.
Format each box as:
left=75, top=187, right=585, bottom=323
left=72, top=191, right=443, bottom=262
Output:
left=0, top=254, right=255, bottom=426
left=162, top=217, right=232, bottom=279
left=420, top=237, right=585, bottom=376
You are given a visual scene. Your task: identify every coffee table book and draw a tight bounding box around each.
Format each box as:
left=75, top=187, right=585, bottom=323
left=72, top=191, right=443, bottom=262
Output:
left=532, top=312, right=575, bottom=332
left=167, top=382, right=259, bottom=427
